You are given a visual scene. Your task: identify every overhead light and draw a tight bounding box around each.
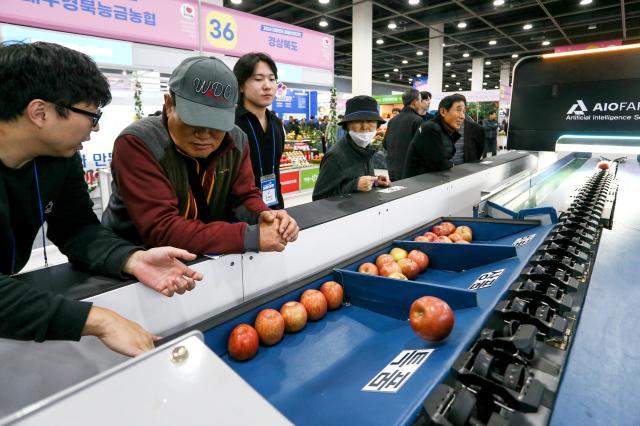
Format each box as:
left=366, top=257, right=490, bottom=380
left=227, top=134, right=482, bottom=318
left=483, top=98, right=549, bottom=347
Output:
left=494, top=85, right=499, bottom=88
left=467, top=69, right=472, bottom=72
left=442, top=43, right=446, bottom=47
left=456, top=82, right=461, bottom=85
left=402, top=59, right=408, bottom=64
left=416, top=73, right=422, bottom=77
left=445, top=62, right=452, bottom=66
left=409, top=78, right=413, bottom=81
left=542, top=40, right=551, bottom=46
left=408, top=0, right=420, bottom=5
left=463, top=52, right=470, bottom=57
left=384, top=73, right=390, bottom=77
left=485, top=74, right=489, bottom=78
left=445, top=84, right=450, bottom=88
left=319, top=0, right=330, bottom=4
left=588, top=24, right=597, bottom=30
left=393, top=68, right=399, bottom=72
left=523, top=23, right=533, bottom=30
left=457, top=22, right=467, bottom=29
left=483, top=82, right=487, bottom=85
left=468, top=78, right=472, bottom=81
left=512, top=53, right=519, bottom=58
left=319, top=19, right=328, bottom=27
left=485, top=60, right=492, bottom=65
left=387, top=22, right=397, bottom=30
left=493, top=0, right=505, bottom=5
left=416, top=50, right=424, bottom=56
left=230, top=0, right=242, bottom=3
left=451, top=74, right=456, bottom=77
left=580, top=0, right=592, bottom=5
left=376, top=38, right=384, bottom=45
left=489, top=40, right=497, bottom=45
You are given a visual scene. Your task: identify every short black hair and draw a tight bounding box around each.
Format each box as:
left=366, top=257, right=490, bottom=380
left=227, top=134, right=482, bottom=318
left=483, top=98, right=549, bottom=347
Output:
left=420, top=91, right=432, bottom=100
left=392, top=107, right=401, bottom=113
left=233, top=52, right=278, bottom=104
left=310, top=115, right=315, bottom=120
left=402, top=88, right=421, bottom=107
left=0, top=41, right=111, bottom=121
left=438, top=94, right=467, bottom=111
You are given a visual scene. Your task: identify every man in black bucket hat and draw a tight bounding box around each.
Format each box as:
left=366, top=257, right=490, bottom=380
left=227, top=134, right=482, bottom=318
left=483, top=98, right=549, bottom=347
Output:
left=312, top=95, right=390, bottom=201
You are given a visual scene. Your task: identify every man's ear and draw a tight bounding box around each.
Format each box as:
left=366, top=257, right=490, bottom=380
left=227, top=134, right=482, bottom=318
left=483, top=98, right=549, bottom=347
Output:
left=25, top=99, right=49, bottom=129
left=163, top=93, right=173, bottom=112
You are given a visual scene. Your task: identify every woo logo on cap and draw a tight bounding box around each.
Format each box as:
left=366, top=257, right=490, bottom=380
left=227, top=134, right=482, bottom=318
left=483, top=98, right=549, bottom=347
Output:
left=193, top=78, right=233, bottom=102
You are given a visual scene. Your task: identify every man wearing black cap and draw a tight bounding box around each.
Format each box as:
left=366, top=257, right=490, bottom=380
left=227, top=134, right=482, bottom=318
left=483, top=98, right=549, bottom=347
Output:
left=313, top=96, right=390, bottom=200
left=103, top=56, right=299, bottom=254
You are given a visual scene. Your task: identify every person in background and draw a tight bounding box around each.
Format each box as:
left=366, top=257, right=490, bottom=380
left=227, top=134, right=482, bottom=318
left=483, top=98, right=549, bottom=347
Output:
left=319, top=115, right=329, bottom=133
left=102, top=55, right=298, bottom=255
left=0, top=41, right=204, bottom=357
left=453, top=116, right=485, bottom=166
left=286, top=115, right=296, bottom=133
left=419, top=91, right=436, bottom=121
left=307, top=115, right=320, bottom=130
left=233, top=52, right=287, bottom=210
left=382, top=88, right=423, bottom=181
left=390, top=107, right=401, bottom=118
left=313, top=96, right=390, bottom=200
left=482, top=111, right=500, bottom=158
left=335, top=114, right=346, bottom=141
left=403, top=94, right=466, bottom=178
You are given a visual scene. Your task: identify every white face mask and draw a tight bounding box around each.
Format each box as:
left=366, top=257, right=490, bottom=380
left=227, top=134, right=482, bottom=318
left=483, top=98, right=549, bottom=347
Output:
left=349, top=130, right=376, bottom=147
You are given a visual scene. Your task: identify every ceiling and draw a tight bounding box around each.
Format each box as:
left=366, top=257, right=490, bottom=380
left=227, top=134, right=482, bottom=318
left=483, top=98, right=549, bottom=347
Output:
left=223, top=0, right=639, bottom=92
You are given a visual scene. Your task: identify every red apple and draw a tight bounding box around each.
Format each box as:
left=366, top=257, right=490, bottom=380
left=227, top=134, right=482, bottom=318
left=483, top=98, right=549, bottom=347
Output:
left=390, top=247, right=408, bottom=262
left=300, top=289, right=327, bottom=321
left=455, top=226, right=473, bottom=242
left=414, top=236, right=430, bottom=242
left=409, top=296, right=455, bottom=342
left=443, top=222, right=457, bottom=234
left=431, top=224, right=453, bottom=236
left=387, top=272, right=408, bottom=280
left=422, top=232, right=438, bottom=241
left=449, top=232, right=464, bottom=243
left=228, top=324, right=259, bottom=361
left=408, top=250, right=429, bottom=272
left=320, top=281, right=344, bottom=310
left=280, top=301, right=307, bottom=333
left=436, top=236, right=452, bottom=243
left=358, top=262, right=379, bottom=275
left=379, top=261, right=402, bottom=277
left=376, top=254, right=396, bottom=269
left=397, top=258, right=420, bottom=280
left=597, top=161, right=610, bottom=170
left=455, top=239, right=470, bottom=244
left=254, top=309, right=285, bottom=346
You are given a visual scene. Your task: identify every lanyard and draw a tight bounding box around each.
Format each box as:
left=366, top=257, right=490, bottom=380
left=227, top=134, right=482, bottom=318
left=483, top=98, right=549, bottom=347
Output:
left=33, top=160, right=48, bottom=268
left=245, top=116, right=276, bottom=177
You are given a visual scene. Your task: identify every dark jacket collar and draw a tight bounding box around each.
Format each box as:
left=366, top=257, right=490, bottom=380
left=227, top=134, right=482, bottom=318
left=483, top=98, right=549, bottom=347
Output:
left=401, top=105, right=421, bottom=117
left=433, top=115, right=462, bottom=141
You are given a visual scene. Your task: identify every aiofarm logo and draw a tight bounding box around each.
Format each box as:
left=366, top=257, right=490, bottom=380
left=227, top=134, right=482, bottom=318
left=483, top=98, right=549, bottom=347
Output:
left=567, top=100, right=588, bottom=115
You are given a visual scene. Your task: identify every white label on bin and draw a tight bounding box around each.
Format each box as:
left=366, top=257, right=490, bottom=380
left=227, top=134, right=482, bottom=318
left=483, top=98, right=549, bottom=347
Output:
left=469, top=268, right=505, bottom=290
left=512, top=234, right=536, bottom=247
left=362, top=349, right=434, bottom=393
left=377, top=185, right=406, bottom=194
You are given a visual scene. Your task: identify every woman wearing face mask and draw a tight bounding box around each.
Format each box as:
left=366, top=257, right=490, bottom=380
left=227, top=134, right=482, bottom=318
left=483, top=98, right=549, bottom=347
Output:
left=312, top=95, right=390, bottom=201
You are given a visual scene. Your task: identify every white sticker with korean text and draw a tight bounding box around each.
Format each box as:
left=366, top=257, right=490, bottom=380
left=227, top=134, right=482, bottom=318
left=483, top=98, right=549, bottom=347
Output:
left=512, top=234, right=536, bottom=247
left=468, top=269, right=505, bottom=290
left=362, top=349, right=434, bottom=393
left=377, top=185, right=406, bottom=194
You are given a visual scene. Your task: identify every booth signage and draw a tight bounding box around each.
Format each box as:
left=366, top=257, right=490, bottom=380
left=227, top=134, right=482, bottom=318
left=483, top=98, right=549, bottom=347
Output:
left=554, top=39, right=621, bottom=53
left=200, top=4, right=333, bottom=71
left=374, top=95, right=403, bottom=105
left=0, top=0, right=199, bottom=51
left=272, top=87, right=318, bottom=120
left=300, top=167, right=320, bottom=190
left=280, top=171, right=300, bottom=194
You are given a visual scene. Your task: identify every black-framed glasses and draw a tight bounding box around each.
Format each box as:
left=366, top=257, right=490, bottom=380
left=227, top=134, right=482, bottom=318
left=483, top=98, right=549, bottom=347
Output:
left=56, top=104, right=102, bottom=128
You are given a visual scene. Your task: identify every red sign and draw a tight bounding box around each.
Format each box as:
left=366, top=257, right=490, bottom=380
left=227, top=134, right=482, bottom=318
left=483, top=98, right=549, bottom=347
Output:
left=554, top=39, right=622, bottom=53
left=280, top=170, right=300, bottom=194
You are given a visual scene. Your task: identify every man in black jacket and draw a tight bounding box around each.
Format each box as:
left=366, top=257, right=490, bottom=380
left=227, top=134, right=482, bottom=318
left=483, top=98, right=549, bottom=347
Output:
left=313, top=96, right=389, bottom=200
left=453, top=116, right=485, bottom=165
left=0, top=42, right=203, bottom=356
left=482, top=111, right=500, bottom=158
left=382, top=88, right=423, bottom=181
left=403, top=94, right=465, bottom=178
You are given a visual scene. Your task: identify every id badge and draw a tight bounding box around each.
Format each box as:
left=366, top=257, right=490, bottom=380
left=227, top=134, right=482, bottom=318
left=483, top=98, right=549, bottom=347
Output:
left=260, top=173, right=278, bottom=207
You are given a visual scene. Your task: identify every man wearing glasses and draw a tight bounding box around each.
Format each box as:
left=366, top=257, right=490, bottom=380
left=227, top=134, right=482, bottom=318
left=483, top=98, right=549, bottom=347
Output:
left=0, top=42, right=204, bottom=357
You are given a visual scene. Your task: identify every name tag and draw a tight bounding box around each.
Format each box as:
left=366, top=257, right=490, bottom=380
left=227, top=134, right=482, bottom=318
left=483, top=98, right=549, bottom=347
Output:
left=260, top=173, right=278, bottom=207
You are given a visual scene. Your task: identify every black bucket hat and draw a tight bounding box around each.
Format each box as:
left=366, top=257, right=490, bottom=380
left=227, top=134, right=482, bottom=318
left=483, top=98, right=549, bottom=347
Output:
left=338, top=95, right=386, bottom=127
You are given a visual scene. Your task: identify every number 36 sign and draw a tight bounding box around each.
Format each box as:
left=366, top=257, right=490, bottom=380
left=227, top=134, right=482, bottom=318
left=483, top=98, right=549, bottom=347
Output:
left=206, top=11, right=238, bottom=49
